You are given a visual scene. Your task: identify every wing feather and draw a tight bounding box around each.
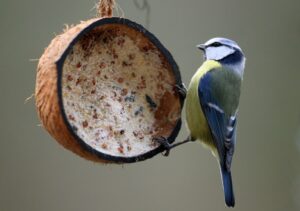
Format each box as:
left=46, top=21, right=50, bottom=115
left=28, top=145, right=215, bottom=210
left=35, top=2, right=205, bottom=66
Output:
left=198, top=68, right=240, bottom=170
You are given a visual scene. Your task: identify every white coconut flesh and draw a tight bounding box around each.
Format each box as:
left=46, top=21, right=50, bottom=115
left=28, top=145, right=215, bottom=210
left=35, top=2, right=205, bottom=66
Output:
left=61, top=24, right=180, bottom=157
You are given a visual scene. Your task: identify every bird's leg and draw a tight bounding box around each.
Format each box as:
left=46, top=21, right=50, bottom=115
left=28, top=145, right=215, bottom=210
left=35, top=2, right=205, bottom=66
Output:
left=154, top=135, right=194, bottom=156
left=174, top=83, right=187, bottom=99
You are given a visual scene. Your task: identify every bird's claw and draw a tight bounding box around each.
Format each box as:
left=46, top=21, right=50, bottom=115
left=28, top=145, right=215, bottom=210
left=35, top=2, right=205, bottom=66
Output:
left=153, top=136, right=171, bottom=156
left=175, top=83, right=187, bottom=99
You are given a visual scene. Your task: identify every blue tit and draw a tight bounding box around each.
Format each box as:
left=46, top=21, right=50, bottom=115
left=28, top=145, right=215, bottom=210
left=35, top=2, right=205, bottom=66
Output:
left=154, top=37, right=245, bottom=207
left=185, top=37, right=246, bottom=207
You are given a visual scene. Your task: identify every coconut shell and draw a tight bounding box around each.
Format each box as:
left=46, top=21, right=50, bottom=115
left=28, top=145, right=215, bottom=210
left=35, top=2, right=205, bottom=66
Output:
left=35, top=17, right=184, bottom=163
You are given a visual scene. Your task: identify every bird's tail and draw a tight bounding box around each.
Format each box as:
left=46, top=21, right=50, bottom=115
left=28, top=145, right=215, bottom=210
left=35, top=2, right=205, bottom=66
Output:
left=220, top=166, right=235, bottom=207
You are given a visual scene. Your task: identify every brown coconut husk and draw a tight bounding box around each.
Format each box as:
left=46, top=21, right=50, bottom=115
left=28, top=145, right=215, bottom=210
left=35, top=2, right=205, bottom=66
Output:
left=35, top=1, right=184, bottom=163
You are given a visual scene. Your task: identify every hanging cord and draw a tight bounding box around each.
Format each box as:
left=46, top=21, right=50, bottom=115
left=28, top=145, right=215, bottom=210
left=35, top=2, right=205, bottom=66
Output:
left=97, top=0, right=115, bottom=17
left=133, top=0, right=150, bottom=29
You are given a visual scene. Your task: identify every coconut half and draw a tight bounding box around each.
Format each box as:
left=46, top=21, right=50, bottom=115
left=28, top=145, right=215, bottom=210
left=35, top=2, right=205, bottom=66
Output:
left=36, top=18, right=184, bottom=163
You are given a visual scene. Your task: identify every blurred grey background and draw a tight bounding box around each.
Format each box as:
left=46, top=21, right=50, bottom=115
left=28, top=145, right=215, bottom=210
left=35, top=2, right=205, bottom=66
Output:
left=1, top=0, right=300, bottom=210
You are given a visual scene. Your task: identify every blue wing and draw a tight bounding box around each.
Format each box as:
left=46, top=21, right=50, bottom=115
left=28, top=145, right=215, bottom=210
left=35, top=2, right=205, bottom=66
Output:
left=198, top=70, right=237, bottom=170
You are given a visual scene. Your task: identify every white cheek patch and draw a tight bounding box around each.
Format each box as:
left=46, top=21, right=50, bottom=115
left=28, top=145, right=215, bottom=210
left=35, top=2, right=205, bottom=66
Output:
left=206, top=46, right=235, bottom=61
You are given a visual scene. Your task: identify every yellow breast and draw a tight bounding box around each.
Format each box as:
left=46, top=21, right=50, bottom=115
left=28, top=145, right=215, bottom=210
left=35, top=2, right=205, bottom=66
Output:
left=185, top=60, right=221, bottom=151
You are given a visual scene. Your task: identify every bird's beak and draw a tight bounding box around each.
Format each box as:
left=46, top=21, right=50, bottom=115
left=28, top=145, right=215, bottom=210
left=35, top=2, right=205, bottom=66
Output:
left=197, top=44, right=206, bottom=51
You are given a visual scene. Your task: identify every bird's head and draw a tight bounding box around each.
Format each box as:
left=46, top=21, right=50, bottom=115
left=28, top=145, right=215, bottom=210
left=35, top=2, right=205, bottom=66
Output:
left=197, top=37, right=245, bottom=76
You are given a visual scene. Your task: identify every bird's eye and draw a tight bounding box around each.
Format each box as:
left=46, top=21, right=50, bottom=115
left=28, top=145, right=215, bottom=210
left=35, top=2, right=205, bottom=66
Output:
left=210, top=42, right=222, bottom=47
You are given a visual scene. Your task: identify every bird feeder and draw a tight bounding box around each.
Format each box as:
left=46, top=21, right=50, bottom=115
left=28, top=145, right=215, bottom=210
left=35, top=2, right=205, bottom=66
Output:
left=35, top=0, right=184, bottom=163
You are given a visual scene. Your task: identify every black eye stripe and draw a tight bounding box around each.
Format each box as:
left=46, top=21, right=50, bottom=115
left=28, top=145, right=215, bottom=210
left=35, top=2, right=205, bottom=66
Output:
left=209, top=42, right=222, bottom=47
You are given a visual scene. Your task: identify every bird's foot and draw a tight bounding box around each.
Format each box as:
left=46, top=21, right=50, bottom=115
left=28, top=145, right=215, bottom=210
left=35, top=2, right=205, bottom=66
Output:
left=175, top=83, right=187, bottom=99
left=153, top=135, right=194, bottom=157
left=154, top=136, right=171, bottom=156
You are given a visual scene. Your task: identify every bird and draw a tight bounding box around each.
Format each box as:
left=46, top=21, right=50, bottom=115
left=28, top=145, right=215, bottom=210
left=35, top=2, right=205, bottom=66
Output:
left=155, top=37, right=245, bottom=207
left=186, top=37, right=245, bottom=207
